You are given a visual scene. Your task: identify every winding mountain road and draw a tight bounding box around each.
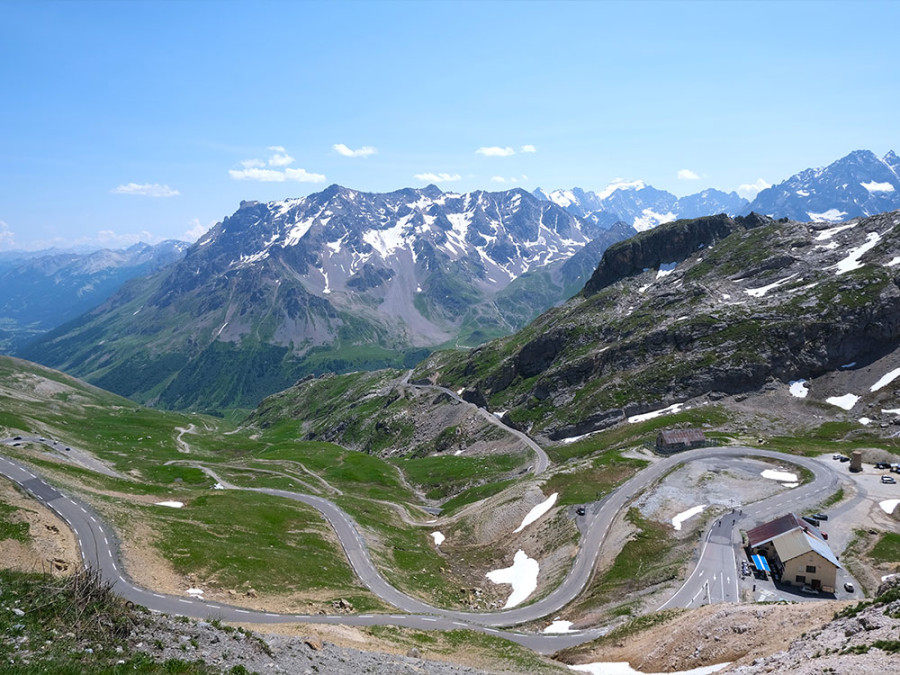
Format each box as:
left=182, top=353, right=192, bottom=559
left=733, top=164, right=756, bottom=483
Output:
left=0, top=433, right=847, bottom=653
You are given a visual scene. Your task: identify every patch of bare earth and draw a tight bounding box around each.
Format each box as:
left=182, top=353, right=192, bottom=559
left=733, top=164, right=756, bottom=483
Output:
left=558, top=602, right=844, bottom=672
left=0, top=479, right=78, bottom=576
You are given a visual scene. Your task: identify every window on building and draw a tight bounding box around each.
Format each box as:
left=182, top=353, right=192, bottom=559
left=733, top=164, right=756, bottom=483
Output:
left=806, top=565, right=816, bottom=573
left=795, top=575, right=806, bottom=584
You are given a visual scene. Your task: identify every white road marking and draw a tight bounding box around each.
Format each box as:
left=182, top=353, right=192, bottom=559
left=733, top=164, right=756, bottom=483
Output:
left=153, top=594, right=165, bottom=598
left=265, top=613, right=278, bottom=617
left=235, top=609, right=250, bottom=614
left=421, top=617, right=437, bottom=622
left=178, top=599, right=193, bottom=604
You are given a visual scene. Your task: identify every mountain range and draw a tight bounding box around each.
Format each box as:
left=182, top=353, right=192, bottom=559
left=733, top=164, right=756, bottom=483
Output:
left=18, top=187, right=634, bottom=411
left=0, top=241, right=188, bottom=352
left=533, top=149, right=900, bottom=231
left=14, top=148, right=900, bottom=413
left=534, top=183, right=749, bottom=231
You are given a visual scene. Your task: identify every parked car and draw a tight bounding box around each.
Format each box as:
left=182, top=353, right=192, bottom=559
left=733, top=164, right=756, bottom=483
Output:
left=839, top=456, right=850, bottom=463
left=576, top=506, right=586, bottom=516
left=882, top=475, right=897, bottom=484
left=13, top=436, right=21, bottom=440
left=802, top=516, right=820, bottom=526
left=844, top=582, right=855, bottom=593
left=814, top=513, right=828, bottom=521
left=800, top=585, right=820, bottom=595
left=875, top=462, right=891, bottom=469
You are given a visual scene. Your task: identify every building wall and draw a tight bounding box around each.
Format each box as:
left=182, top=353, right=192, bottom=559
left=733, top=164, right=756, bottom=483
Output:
left=781, top=551, right=837, bottom=593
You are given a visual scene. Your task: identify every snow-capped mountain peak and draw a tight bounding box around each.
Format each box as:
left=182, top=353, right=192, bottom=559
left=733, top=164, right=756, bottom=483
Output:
left=746, top=149, right=900, bottom=222
left=533, top=183, right=747, bottom=231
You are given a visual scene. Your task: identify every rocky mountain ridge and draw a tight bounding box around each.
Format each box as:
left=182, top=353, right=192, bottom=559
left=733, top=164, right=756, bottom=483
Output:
left=421, top=209, right=900, bottom=440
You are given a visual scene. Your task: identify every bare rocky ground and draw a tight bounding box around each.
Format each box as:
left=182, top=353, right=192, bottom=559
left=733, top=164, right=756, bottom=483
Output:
left=0, top=478, right=78, bottom=576
left=560, top=579, right=900, bottom=674
left=635, top=457, right=796, bottom=528
left=128, top=614, right=520, bottom=675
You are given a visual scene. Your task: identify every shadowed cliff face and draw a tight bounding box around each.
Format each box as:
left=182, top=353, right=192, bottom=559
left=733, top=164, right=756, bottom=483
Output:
left=582, top=213, right=774, bottom=295
left=424, top=210, right=900, bottom=439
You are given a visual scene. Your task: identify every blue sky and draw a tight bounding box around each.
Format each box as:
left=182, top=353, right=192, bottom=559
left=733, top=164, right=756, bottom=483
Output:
left=1, top=0, right=898, bottom=250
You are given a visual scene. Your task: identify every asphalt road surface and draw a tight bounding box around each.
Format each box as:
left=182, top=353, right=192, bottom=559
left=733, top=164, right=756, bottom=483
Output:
left=0, top=438, right=847, bottom=653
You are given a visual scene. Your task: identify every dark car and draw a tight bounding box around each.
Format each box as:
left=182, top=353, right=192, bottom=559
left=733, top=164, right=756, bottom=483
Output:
left=13, top=436, right=22, bottom=440
left=814, top=513, right=828, bottom=521
left=875, top=462, right=891, bottom=469
left=802, top=516, right=819, bottom=526
left=576, top=506, right=586, bottom=516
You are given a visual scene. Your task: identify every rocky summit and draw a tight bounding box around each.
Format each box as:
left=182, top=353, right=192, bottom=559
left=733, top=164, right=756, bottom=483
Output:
left=421, top=209, right=900, bottom=441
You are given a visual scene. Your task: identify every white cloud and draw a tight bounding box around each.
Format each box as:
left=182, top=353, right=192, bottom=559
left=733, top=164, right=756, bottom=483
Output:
left=476, top=146, right=516, bottom=157
left=0, top=220, right=16, bottom=250
left=520, top=145, right=536, bottom=153
left=333, top=143, right=377, bottom=158
left=183, top=218, right=214, bottom=242
left=229, top=168, right=286, bottom=182
left=229, top=167, right=325, bottom=183
left=414, top=172, right=461, bottom=183
left=267, top=150, right=295, bottom=167
left=677, top=169, right=700, bottom=180
left=111, top=183, right=180, bottom=197
left=737, top=178, right=771, bottom=200
left=491, top=176, right=507, bottom=183
left=284, top=167, right=326, bottom=182
left=235, top=146, right=297, bottom=172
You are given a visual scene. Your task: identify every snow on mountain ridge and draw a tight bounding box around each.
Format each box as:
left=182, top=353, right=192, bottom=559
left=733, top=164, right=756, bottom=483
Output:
left=747, top=149, right=900, bottom=222
left=533, top=183, right=747, bottom=231
left=205, top=185, right=603, bottom=301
